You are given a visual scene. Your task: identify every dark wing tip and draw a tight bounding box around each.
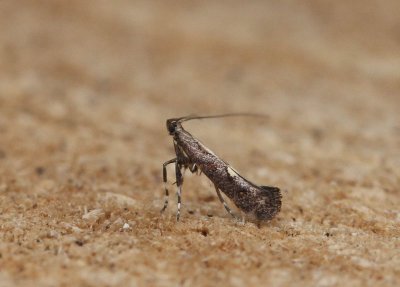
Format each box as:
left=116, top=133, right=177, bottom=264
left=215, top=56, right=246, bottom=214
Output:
left=255, top=185, right=282, bottom=220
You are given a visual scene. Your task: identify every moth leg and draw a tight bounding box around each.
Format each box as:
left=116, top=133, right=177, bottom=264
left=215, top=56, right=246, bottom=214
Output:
left=214, top=184, right=238, bottom=219
left=161, top=158, right=177, bottom=213
left=175, top=162, right=184, bottom=221
left=188, top=163, right=198, bottom=174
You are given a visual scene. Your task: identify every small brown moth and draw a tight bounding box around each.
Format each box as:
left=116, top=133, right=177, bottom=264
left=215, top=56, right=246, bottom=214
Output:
left=161, top=114, right=281, bottom=222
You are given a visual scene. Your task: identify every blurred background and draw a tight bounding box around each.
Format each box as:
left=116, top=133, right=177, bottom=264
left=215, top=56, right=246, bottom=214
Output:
left=2, top=1, right=399, bottom=113
left=0, top=1, right=399, bottom=286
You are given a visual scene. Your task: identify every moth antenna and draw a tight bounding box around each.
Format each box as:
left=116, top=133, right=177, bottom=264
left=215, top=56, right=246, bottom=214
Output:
left=178, top=113, right=268, bottom=123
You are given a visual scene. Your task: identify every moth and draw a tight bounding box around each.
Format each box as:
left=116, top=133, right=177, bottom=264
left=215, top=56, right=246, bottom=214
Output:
left=161, top=114, right=281, bottom=222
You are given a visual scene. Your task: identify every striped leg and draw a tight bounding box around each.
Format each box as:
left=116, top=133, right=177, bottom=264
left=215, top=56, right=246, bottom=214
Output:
left=214, top=184, right=238, bottom=219
left=175, top=162, right=184, bottom=221
left=161, top=158, right=177, bottom=213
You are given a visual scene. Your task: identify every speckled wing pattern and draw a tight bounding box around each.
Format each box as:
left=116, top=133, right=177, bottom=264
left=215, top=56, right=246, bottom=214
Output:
left=175, top=127, right=281, bottom=221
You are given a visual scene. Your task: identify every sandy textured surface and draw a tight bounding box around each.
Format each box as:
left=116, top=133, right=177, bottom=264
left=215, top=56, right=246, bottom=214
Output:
left=0, top=1, right=399, bottom=286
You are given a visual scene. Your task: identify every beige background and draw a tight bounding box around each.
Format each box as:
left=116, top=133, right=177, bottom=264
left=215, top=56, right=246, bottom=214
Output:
left=0, top=1, right=399, bottom=286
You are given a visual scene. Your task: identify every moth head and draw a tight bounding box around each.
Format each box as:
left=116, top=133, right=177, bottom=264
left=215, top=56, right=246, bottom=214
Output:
left=166, top=119, right=179, bottom=135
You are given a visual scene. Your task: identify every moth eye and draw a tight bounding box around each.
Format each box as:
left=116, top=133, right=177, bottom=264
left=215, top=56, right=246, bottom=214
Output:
left=168, top=123, right=176, bottom=133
